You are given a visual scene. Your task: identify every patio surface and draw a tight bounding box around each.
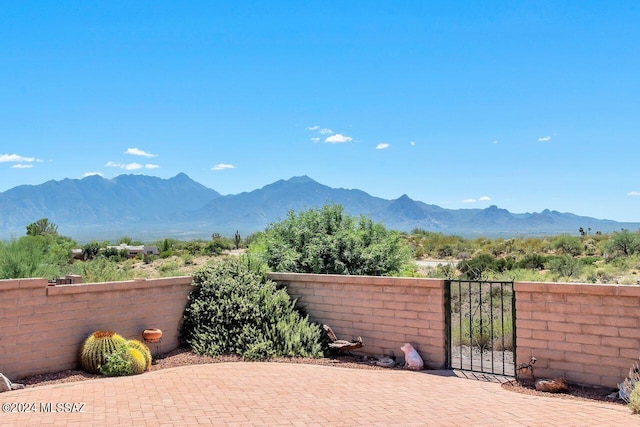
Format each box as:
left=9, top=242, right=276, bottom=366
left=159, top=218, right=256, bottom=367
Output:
left=0, top=362, right=632, bottom=426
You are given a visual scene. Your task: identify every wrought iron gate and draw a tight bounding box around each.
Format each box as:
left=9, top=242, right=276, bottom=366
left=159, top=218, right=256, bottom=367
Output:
left=445, top=280, right=516, bottom=376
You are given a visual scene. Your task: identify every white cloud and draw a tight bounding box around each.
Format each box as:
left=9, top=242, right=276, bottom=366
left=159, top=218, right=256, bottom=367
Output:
left=0, top=153, right=41, bottom=163
left=305, top=125, right=320, bottom=131
left=376, top=143, right=390, bottom=150
left=410, top=141, right=416, bottom=146
left=12, top=164, right=33, bottom=169
left=311, top=137, right=320, bottom=143
left=145, top=164, right=160, bottom=169
left=492, top=140, right=498, bottom=144
left=105, top=161, right=147, bottom=170
left=212, top=163, right=236, bottom=171
left=325, top=134, right=353, bottom=144
left=319, top=128, right=334, bottom=135
left=125, top=148, right=158, bottom=158
left=464, top=196, right=492, bottom=203
left=82, top=172, right=103, bottom=178
left=538, top=136, right=551, bottom=142
left=627, top=191, right=640, bottom=197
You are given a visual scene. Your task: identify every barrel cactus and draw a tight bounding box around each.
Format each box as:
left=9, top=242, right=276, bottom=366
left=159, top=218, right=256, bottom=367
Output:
left=125, top=346, right=148, bottom=375
left=80, top=331, right=128, bottom=374
left=127, top=339, right=152, bottom=371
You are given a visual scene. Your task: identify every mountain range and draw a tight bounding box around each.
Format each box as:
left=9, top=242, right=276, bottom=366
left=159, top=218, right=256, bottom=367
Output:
left=0, top=173, right=636, bottom=242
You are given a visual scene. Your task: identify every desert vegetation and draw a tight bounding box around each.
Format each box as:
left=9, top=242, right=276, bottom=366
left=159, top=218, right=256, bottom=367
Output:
left=248, top=204, right=415, bottom=276
left=1, top=212, right=640, bottom=284
left=179, top=257, right=323, bottom=359
left=409, top=228, right=640, bottom=284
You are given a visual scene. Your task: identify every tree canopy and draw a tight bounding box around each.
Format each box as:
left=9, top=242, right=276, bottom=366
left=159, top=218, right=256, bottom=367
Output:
left=26, top=218, right=58, bottom=237
left=249, top=204, right=412, bottom=275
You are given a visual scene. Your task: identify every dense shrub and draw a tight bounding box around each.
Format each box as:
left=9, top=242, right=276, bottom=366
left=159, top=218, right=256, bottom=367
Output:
left=0, top=235, right=74, bottom=280
left=179, top=257, right=322, bottom=359
left=206, top=237, right=234, bottom=255
left=547, top=255, right=583, bottom=278
left=250, top=204, right=412, bottom=275
left=99, top=344, right=134, bottom=377
left=552, top=235, right=583, bottom=256
left=67, top=257, right=131, bottom=282
left=457, top=254, right=504, bottom=280
left=514, top=253, right=549, bottom=270
left=604, top=229, right=640, bottom=257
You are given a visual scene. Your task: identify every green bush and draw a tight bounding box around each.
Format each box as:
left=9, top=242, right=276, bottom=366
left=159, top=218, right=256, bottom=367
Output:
left=158, top=258, right=183, bottom=275
left=97, top=342, right=148, bottom=376
left=605, top=229, right=640, bottom=257
left=458, top=254, right=501, bottom=280
left=99, top=343, right=133, bottom=377
left=249, top=204, right=412, bottom=276
left=0, top=234, right=74, bottom=280
left=514, top=253, right=548, bottom=270
left=630, top=382, right=640, bottom=414
left=547, top=255, right=583, bottom=279
left=179, top=257, right=323, bottom=359
left=552, top=235, right=583, bottom=256
left=67, top=257, right=131, bottom=282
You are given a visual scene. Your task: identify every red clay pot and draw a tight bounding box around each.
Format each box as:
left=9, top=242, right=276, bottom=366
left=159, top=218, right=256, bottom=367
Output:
left=142, top=328, right=163, bottom=343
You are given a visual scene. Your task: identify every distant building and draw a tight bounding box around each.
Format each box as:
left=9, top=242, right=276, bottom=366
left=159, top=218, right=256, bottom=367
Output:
left=70, top=244, right=159, bottom=260
left=107, top=243, right=159, bottom=258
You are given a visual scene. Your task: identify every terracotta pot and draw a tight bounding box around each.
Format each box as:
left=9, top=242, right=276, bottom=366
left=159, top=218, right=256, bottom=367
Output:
left=143, top=328, right=163, bottom=343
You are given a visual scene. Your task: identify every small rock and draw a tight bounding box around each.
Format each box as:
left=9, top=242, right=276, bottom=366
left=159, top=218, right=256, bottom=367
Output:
left=607, top=391, right=621, bottom=400
left=0, top=374, right=11, bottom=393
left=535, top=377, right=568, bottom=393
left=375, top=356, right=396, bottom=368
left=0, top=373, right=24, bottom=392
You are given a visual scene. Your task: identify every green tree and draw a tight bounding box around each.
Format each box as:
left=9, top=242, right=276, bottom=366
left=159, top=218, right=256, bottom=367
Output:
left=25, top=218, right=58, bottom=237
left=606, top=229, right=640, bottom=257
left=457, top=254, right=501, bottom=281
left=548, top=255, right=583, bottom=279
left=117, top=236, right=133, bottom=245
left=0, top=234, right=75, bottom=279
left=82, top=241, right=104, bottom=260
left=552, top=235, right=583, bottom=256
left=206, top=236, right=233, bottom=255
left=250, top=204, right=412, bottom=276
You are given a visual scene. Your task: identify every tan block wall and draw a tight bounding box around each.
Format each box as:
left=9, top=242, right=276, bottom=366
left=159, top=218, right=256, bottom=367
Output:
left=268, top=273, right=447, bottom=368
left=0, top=276, right=192, bottom=381
left=515, top=282, right=640, bottom=388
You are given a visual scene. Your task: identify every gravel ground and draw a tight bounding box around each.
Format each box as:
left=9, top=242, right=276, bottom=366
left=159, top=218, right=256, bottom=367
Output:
left=15, top=348, right=625, bottom=407
left=501, top=378, right=623, bottom=406
left=16, top=348, right=386, bottom=389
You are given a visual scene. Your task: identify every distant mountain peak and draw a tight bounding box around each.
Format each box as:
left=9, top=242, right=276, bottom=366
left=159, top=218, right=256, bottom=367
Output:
left=0, top=173, right=636, bottom=240
left=285, top=175, right=317, bottom=184
left=386, top=194, right=426, bottom=220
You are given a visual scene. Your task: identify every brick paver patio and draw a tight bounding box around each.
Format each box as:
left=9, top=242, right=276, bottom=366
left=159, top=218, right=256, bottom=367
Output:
left=0, top=363, right=632, bottom=426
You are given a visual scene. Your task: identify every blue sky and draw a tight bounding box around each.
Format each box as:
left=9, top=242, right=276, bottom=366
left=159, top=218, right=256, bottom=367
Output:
left=1, top=2, right=639, bottom=222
